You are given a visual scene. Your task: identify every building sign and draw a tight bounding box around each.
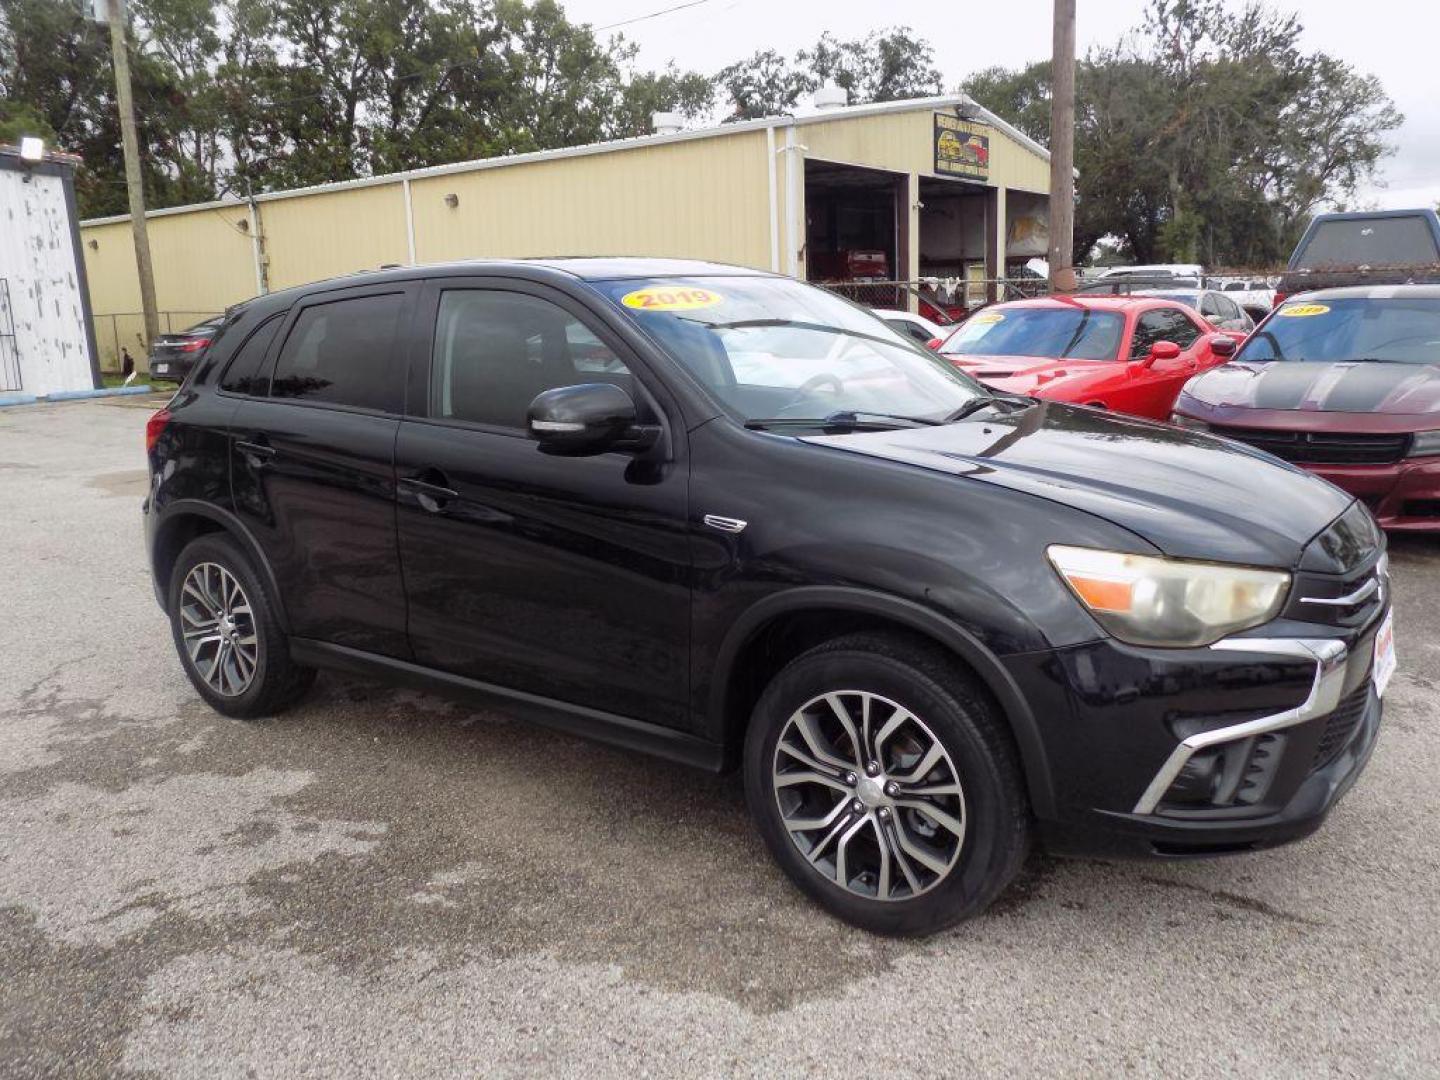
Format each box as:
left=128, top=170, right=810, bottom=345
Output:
left=934, top=114, right=990, bottom=182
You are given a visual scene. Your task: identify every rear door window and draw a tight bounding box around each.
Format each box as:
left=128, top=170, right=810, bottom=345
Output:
left=270, top=293, right=406, bottom=412
left=1295, top=216, right=1440, bottom=268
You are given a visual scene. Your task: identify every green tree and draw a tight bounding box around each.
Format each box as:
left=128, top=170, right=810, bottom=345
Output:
left=715, top=48, right=814, bottom=121
left=715, top=26, right=940, bottom=120
left=799, top=27, right=942, bottom=104
left=963, top=0, right=1401, bottom=267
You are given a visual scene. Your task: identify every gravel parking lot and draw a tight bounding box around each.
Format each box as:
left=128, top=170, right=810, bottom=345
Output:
left=2, top=398, right=1438, bottom=1078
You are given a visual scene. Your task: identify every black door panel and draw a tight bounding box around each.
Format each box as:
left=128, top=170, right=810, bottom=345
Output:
left=395, top=279, right=692, bottom=728
left=232, top=401, right=407, bottom=655
left=227, top=284, right=414, bottom=658
left=397, top=423, right=690, bottom=725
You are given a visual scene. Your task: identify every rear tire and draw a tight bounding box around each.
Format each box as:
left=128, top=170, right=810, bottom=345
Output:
left=743, top=632, right=1029, bottom=935
left=168, top=533, right=315, bottom=719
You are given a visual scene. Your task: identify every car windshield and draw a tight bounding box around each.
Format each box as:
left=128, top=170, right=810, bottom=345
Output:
left=598, top=276, right=990, bottom=426
left=940, top=306, right=1124, bottom=361
left=1237, top=296, right=1440, bottom=365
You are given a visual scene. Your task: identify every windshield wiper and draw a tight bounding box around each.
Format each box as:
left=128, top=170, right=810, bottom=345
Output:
left=941, top=394, right=1034, bottom=423
left=745, top=409, right=940, bottom=432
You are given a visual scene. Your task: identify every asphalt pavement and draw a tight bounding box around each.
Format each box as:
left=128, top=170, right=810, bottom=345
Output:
left=1, top=398, right=1437, bottom=1078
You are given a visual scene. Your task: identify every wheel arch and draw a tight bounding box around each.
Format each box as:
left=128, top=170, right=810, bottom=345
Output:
left=151, top=500, right=290, bottom=632
left=709, top=587, right=1056, bottom=818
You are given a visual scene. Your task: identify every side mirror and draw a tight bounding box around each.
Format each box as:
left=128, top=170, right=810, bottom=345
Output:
left=1140, top=340, right=1182, bottom=367
left=1208, top=334, right=1237, bottom=358
left=526, top=383, right=658, bottom=455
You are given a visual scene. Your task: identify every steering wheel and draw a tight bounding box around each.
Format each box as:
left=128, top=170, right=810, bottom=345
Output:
left=777, top=373, right=844, bottom=415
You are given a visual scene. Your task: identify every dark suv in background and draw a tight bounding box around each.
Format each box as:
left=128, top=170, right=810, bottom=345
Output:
left=144, top=259, right=1390, bottom=935
left=1276, top=208, right=1440, bottom=305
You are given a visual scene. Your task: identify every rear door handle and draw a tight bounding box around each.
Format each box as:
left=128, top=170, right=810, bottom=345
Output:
left=399, top=471, right=458, bottom=513
left=235, top=439, right=275, bottom=465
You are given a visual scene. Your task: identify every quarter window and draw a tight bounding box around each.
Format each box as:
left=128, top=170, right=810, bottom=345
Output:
left=219, top=314, right=283, bottom=395
left=431, top=290, right=634, bottom=430
left=270, top=293, right=405, bottom=412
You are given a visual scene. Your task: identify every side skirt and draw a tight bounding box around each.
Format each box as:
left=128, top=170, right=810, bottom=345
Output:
left=289, top=638, right=724, bottom=773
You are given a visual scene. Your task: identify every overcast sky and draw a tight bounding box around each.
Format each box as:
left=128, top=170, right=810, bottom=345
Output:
left=560, top=0, right=1438, bottom=211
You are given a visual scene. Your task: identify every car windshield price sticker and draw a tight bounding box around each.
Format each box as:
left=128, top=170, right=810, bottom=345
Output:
left=621, top=287, right=723, bottom=311
left=1373, top=608, right=1397, bottom=698
left=1277, top=303, right=1330, bottom=317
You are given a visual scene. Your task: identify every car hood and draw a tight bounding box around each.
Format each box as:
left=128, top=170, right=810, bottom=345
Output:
left=802, top=400, right=1352, bottom=568
left=1187, top=360, right=1440, bottom=416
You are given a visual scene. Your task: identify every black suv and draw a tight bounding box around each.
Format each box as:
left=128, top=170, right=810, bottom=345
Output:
left=145, top=259, right=1389, bottom=935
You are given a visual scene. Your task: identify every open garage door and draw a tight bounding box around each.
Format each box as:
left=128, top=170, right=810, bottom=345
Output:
left=804, top=160, right=905, bottom=306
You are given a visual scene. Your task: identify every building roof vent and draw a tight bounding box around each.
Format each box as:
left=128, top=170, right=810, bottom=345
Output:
left=813, top=83, right=848, bottom=111
left=651, top=111, right=684, bottom=136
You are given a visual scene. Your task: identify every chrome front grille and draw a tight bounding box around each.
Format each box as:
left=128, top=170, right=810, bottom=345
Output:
left=1285, top=554, right=1388, bottom=629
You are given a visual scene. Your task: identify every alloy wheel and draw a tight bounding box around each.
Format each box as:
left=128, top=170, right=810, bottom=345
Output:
left=179, top=562, right=259, bottom=697
left=771, top=690, right=966, bottom=902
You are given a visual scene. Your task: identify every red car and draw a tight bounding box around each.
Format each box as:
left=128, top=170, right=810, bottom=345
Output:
left=1173, top=285, right=1440, bottom=532
left=935, top=295, right=1240, bottom=420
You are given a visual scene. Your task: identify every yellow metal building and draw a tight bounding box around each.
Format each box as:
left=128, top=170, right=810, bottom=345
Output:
left=80, top=94, right=1054, bottom=368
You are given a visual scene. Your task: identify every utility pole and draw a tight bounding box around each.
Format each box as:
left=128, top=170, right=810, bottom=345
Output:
left=1047, top=0, right=1077, bottom=293
left=104, top=0, right=159, bottom=346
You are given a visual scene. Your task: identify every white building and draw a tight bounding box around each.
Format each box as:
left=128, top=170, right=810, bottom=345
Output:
left=0, top=142, right=100, bottom=399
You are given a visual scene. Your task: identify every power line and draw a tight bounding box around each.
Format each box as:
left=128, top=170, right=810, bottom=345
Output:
left=594, top=0, right=712, bottom=32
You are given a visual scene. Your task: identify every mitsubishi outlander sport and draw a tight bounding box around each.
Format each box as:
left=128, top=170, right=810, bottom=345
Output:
left=144, top=259, right=1390, bottom=935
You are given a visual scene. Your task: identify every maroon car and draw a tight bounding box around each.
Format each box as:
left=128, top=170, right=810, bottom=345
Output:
left=1172, top=284, right=1440, bottom=531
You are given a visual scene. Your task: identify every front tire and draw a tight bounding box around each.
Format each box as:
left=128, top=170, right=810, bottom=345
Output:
left=167, top=533, right=314, bottom=718
left=744, top=632, right=1029, bottom=935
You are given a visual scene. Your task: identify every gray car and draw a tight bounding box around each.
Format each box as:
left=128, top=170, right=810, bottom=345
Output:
left=1134, top=287, right=1254, bottom=334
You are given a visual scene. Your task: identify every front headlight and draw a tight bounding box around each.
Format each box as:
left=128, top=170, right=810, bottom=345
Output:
left=1169, top=413, right=1209, bottom=431
left=1047, top=545, right=1290, bottom=647
left=1408, top=430, right=1440, bottom=457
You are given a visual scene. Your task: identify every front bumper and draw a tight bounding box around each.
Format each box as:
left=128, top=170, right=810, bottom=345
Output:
left=1303, top=459, right=1440, bottom=532
left=1007, top=610, right=1386, bottom=860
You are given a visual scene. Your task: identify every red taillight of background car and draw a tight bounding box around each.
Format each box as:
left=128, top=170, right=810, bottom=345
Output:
left=145, top=408, right=172, bottom=452
left=926, top=337, right=943, bottom=350
left=177, top=337, right=211, bottom=353
left=1272, top=291, right=1288, bottom=308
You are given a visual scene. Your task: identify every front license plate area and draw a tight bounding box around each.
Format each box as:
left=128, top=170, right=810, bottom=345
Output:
left=1373, top=609, right=1396, bottom=698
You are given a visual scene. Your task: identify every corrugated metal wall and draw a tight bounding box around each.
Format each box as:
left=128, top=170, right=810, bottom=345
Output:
left=803, top=109, right=1050, bottom=194
left=83, top=207, right=256, bottom=367
left=78, top=104, right=1050, bottom=367
left=264, top=183, right=411, bottom=290
left=410, top=131, right=773, bottom=266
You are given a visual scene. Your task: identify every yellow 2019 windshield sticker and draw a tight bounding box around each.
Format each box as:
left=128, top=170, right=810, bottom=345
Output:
left=1277, top=303, right=1330, bottom=317
left=621, top=287, right=723, bottom=312
left=970, top=311, right=1005, bottom=325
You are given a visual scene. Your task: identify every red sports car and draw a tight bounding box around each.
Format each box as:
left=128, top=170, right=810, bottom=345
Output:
left=1173, top=285, right=1440, bottom=532
left=935, top=295, right=1241, bottom=420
